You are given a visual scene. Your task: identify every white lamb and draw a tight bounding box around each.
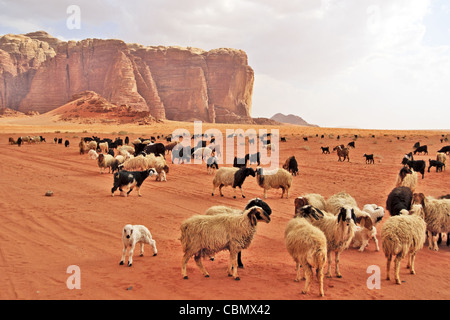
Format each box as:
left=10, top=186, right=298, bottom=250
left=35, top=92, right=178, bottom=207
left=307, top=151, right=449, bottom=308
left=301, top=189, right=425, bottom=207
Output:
left=256, top=167, right=292, bottom=199
left=120, top=224, right=157, bottom=267
left=88, top=149, right=98, bottom=160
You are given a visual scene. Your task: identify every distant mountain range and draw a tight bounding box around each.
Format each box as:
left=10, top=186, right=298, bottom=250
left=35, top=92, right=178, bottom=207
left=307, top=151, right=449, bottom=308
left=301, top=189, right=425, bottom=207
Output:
left=270, top=113, right=318, bottom=127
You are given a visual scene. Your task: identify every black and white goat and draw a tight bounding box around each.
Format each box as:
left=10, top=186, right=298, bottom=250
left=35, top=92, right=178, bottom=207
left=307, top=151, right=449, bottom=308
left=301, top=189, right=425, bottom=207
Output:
left=111, top=168, right=157, bottom=197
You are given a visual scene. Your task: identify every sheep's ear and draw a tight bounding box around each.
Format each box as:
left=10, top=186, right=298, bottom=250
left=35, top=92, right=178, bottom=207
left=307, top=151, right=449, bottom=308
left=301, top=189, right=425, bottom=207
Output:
left=337, top=208, right=344, bottom=223
left=248, top=209, right=258, bottom=227
left=363, top=216, right=373, bottom=229
left=315, top=208, right=325, bottom=217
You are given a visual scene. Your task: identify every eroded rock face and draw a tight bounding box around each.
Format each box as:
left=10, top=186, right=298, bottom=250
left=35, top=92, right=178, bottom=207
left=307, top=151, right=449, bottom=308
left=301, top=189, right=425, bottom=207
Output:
left=0, top=31, right=254, bottom=122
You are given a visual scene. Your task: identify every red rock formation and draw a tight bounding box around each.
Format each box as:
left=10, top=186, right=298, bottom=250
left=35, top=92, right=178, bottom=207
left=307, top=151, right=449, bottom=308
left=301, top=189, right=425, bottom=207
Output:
left=0, top=31, right=254, bottom=123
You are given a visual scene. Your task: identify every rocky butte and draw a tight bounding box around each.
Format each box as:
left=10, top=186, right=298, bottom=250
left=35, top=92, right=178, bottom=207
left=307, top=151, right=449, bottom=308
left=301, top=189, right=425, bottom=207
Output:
left=0, top=31, right=256, bottom=123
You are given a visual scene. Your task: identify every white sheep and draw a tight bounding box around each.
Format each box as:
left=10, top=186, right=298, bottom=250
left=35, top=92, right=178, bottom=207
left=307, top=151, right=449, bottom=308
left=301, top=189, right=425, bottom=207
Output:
left=120, top=224, right=157, bottom=267
left=118, top=145, right=135, bottom=156
left=98, top=142, right=109, bottom=154
left=255, top=167, right=292, bottom=199
left=436, top=152, right=447, bottom=166
left=88, top=149, right=98, bottom=160
left=87, top=140, right=97, bottom=151
left=211, top=167, right=254, bottom=198
left=145, top=153, right=169, bottom=182
left=412, top=193, right=450, bottom=251
left=120, top=155, right=148, bottom=171
left=299, top=203, right=356, bottom=278
left=180, top=206, right=270, bottom=280
left=285, top=204, right=327, bottom=297
left=352, top=215, right=379, bottom=252
left=381, top=204, right=426, bottom=284
left=192, top=147, right=212, bottom=160
left=362, top=204, right=385, bottom=225
left=97, top=153, right=114, bottom=173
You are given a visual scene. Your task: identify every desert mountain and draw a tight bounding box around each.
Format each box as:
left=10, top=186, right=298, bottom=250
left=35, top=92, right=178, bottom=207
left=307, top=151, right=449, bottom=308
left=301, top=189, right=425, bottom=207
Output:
left=270, top=113, right=318, bottom=127
left=0, top=31, right=254, bottom=124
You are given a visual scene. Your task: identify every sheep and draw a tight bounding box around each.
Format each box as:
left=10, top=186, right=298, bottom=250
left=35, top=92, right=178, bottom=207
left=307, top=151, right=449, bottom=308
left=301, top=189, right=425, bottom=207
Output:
left=363, top=153, right=374, bottom=164
left=211, top=167, right=255, bottom=198
left=165, top=141, right=179, bottom=155
left=381, top=204, right=426, bottom=285
left=412, top=193, right=450, bottom=251
left=299, top=204, right=356, bottom=278
left=233, top=156, right=248, bottom=168
left=120, top=224, right=157, bottom=267
left=285, top=204, right=327, bottom=297
left=192, top=147, right=212, bottom=160
left=321, top=147, right=330, bottom=154
left=79, top=139, right=88, bottom=154
left=180, top=206, right=271, bottom=280
left=386, top=186, right=413, bottom=216
left=245, top=152, right=261, bottom=166
left=436, top=152, right=447, bottom=166
left=294, top=193, right=326, bottom=211
left=395, top=166, right=418, bottom=192
left=325, top=191, right=366, bottom=218
left=110, top=155, right=126, bottom=173
left=145, top=153, right=169, bottom=182
left=352, top=215, right=379, bottom=252
left=256, top=167, right=292, bottom=199
left=333, top=145, right=350, bottom=162
left=362, top=204, right=385, bottom=225
left=205, top=198, right=272, bottom=268
left=414, top=145, right=428, bottom=155
left=98, top=142, right=109, bottom=154
left=282, top=156, right=299, bottom=176
left=88, top=149, right=98, bottom=160
left=87, top=140, right=97, bottom=151
left=120, top=155, right=148, bottom=171
left=118, top=145, right=135, bottom=156
left=97, top=153, right=115, bottom=174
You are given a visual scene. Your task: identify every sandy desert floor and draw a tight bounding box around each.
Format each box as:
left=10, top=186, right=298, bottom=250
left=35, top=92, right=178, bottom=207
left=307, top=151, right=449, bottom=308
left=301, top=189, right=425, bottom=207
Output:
left=0, top=115, right=449, bottom=301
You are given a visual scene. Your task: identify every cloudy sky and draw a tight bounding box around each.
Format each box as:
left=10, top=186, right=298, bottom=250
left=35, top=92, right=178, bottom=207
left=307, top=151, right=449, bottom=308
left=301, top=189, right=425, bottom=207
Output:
left=1, top=0, right=449, bottom=129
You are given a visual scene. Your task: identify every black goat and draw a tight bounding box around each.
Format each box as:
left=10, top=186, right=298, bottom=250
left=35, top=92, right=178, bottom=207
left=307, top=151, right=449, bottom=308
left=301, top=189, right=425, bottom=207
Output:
left=363, top=153, right=374, bottom=164
left=404, top=159, right=426, bottom=179
left=321, top=146, right=330, bottom=154
left=428, top=159, right=445, bottom=172
left=413, top=145, right=428, bottom=155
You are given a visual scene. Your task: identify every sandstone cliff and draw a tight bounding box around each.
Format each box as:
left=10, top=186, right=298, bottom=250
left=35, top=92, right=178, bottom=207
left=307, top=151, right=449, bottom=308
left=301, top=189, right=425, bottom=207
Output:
left=0, top=31, right=254, bottom=123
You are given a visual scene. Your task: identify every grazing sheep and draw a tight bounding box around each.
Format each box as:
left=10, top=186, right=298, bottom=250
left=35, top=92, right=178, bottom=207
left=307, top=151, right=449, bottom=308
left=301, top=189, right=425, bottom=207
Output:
left=363, top=153, right=374, bottom=164
left=97, top=153, right=115, bottom=174
left=333, top=145, right=350, bottom=162
left=412, top=193, right=450, bottom=251
left=120, top=155, right=149, bottom=171
left=395, top=166, right=418, bottom=192
left=300, top=204, right=356, bottom=278
left=294, top=193, right=327, bottom=211
left=211, top=167, right=255, bottom=198
left=428, top=159, right=445, bottom=172
left=386, top=186, right=413, bottom=216
left=205, top=198, right=272, bottom=268
left=282, top=156, right=299, bottom=176
left=325, top=191, right=366, bottom=218
left=180, top=206, right=270, bottom=280
left=381, top=204, right=426, bottom=285
left=118, top=145, right=135, bottom=156
left=88, top=149, right=98, bottom=160
left=285, top=204, right=327, bottom=297
left=256, top=167, right=293, bottom=199
left=120, top=224, right=157, bottom=267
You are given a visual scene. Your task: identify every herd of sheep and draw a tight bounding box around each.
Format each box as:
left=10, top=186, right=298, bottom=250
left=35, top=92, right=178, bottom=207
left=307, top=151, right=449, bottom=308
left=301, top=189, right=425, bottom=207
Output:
left=8, top=131, right=450, bottom=298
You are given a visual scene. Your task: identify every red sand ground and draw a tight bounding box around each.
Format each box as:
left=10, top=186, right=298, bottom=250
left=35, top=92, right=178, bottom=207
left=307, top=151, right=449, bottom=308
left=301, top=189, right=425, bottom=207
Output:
left=0, top=121, right=449, bottom=301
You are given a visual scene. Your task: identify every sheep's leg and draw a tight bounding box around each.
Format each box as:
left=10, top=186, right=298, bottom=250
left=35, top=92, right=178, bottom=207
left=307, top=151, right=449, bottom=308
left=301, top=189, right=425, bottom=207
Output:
left=294, top=262, right=302, bottom=282
left=317, top=265, right=325, bottom=297
left=139, top=242, right=144, bottom=256
left=325, top=251, right=332, bottom=278
left=120, top=244, right=127, bottom=265
left=280, top=186, right=285, bottom=198
left=264, top=189, right=267, bottom=199
left=237, top=251, right=244, bottom=268
left=136, top=187, right=141, bottom=197
left=219, top=184, right=224, bottom=197
left=335, top=251, right=342, bottom=278
left=409, top=253, right=417, bottom=275
left=127, top=243, right=135, bottom=267
left=229, top=251, right=240, bottom=280
left=149, top=239, right=157, bottom=256
left=358, top=239, right=369, bottom=252
left=394, top=255, right=402, bottom=284
left=373, top=237, right=380, bottom=252
left=432, top=234, right=439, bottom=251
left=286, top=187, right=290, bottom=199
left=194, top=254, right=210, bottom=278
left=302, top=264, right=312, bottom=295
left=181, top=252, right=191, bottom=279
left=211, top=184, right=216, bottom=196
left=386, top=254, right=392, bottom=281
